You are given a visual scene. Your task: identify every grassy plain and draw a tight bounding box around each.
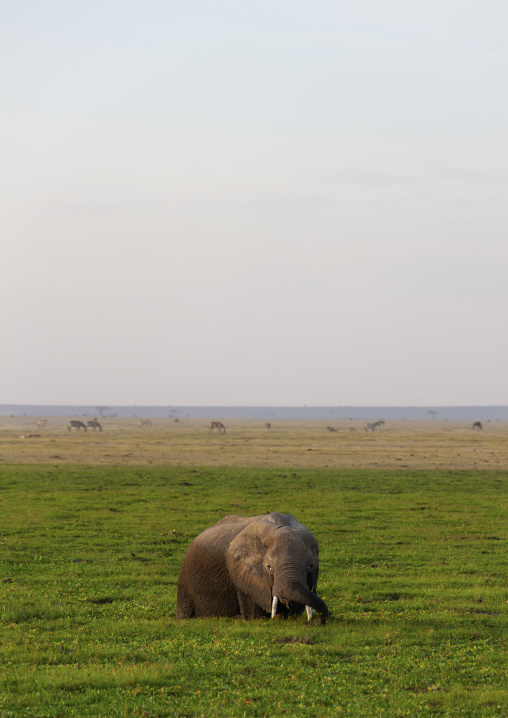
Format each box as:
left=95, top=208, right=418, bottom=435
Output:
left=0, top=418, right=507, bottom=716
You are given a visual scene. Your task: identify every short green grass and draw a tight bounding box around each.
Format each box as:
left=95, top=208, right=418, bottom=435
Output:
left=1, top=466, right=507, bottom=717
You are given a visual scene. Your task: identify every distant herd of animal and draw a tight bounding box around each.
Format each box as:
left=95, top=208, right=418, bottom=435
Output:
left=32, top=419, right=486, bottom=434
left=67, top=419, right=102, bottom=432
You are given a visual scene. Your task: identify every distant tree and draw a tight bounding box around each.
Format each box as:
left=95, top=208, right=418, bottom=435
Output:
left=427, top=410, right=439, bottom=420
left=94, top=406, right=110, bottom=417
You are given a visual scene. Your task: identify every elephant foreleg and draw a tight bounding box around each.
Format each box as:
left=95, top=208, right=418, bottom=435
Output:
left=237, top=590, right=267, bottom=619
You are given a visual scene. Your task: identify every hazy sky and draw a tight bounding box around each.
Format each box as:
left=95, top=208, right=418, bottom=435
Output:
left=2, top=1, right=507, bottom=406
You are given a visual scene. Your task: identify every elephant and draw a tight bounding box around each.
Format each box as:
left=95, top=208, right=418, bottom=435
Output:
left=176, top=512, right=329, bottom=624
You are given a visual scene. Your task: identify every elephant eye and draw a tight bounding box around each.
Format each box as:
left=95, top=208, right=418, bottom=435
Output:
left=307, top=565, right=313, bottom=572
left=266, top=565, right=273, bottom=573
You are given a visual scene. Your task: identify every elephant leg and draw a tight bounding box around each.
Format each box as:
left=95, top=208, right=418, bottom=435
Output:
left=178, top=565, right=240, bottom=618
left=176, top=583, right=195, bottom=619
left=236, top=590, right=267, bottom=619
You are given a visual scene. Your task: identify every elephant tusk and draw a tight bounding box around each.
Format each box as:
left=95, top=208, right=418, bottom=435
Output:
left=306, top=606, right=313, bottom=621
left=271, top=596, right=279, bottom=619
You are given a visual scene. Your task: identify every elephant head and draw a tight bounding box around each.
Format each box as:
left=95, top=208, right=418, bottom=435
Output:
left=225, top=512, right=328, bottom=624
left=176, top=512, right=328, bottom=622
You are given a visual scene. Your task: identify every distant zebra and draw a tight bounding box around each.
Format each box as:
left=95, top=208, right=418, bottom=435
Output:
left=265, top=422, right=271, bottom=429
left=472, top=421, right=483, bottom=430
left=326, top=426, right=338, bottom=432
left=210, top=421, right=226, bottom=433
left=67, top=420, right=87, bottom=432
left=364, top=421, right=384, bottom=432
left=137, top=419, right=152, bottom=428
left=87, top=419, right=102, bottom=432
left=36, top=419, right=47, bottom=429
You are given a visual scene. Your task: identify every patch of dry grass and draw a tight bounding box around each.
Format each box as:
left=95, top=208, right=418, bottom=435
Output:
left=1, top=415, right=507, bottom=469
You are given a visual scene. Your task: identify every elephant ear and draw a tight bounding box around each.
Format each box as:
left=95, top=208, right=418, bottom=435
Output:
left=225, top=522, right=272, bottom=615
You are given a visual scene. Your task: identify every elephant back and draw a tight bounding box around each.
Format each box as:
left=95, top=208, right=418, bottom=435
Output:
left=263, top=512, right=307, bottom=530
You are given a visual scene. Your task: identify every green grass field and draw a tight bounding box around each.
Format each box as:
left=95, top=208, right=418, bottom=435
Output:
left=1, top=465, right=507, bottom=717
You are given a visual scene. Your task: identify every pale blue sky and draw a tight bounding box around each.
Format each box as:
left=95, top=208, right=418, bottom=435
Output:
left=2, top=1, right=507, bottom=405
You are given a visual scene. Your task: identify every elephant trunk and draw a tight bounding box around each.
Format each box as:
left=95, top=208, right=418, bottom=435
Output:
left=272, top=582, right=329, bottom=624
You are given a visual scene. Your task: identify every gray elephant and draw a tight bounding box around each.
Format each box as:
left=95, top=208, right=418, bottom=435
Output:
left=176, top=512, right=329, bottom=624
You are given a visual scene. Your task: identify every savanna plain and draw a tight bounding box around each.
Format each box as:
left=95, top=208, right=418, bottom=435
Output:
left=1, top=417, right=507, bottom=717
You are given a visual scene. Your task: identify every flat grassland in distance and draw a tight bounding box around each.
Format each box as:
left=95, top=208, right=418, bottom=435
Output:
left=0, top=419, right=507, bottom=717
left=1, top=416, right=508, bottom=469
